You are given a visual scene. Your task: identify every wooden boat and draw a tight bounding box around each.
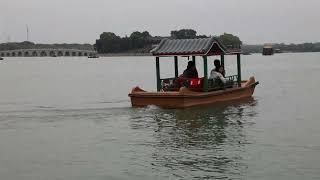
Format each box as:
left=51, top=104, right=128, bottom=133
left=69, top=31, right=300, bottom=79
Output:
left=129, top=37, right=259, bottom=108
left=0, top=57, right=3, bottom=60
left=274, top=48, right=283, bottom=53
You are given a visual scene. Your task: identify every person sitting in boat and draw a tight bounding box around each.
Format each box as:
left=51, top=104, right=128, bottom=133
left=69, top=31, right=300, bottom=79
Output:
left=213, top=59, right=225, bottom=77
left=182, top=61, right=198, bottom=78
left=210, top=60, right=226, bottom=84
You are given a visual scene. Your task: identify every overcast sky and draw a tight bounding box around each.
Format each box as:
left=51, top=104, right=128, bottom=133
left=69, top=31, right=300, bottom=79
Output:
left=1, top=0, right=319, bottom=44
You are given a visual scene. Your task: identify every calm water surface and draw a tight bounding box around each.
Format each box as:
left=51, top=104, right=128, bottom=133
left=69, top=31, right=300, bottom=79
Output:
left=0, top=54, right=320, bottom=179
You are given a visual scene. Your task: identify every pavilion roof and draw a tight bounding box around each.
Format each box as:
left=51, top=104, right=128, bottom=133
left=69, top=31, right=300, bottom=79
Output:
left=151, top=37, right=237, bottom=56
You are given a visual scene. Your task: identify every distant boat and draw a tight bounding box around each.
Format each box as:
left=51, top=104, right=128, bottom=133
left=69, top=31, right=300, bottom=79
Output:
left=88, top=55, right=99, bottom=58
left=0, top=57, right=3, bottom=60
left=262, top=44, right=274, bottom=55
left=274, top=49, right=283, bottom=53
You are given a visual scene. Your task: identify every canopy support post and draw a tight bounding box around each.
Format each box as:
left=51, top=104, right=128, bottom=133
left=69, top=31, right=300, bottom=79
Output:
left=192, top=56, right=196, bottom=66
left=220, top=55, right=225, bottom=69
left=156, top=57, right=161, bottom=91
left=174, top=56, right=178, bottom=78
left=237, top=53, right=241, bottom=87
left=203, top=56, right=208, bottom=92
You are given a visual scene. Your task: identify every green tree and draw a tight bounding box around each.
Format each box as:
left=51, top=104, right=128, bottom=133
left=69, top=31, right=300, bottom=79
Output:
left=217, top=33, right=242, bottom=48
left=95, top=31, right=156, bottom=53
left=130, top=31, right=151, bottom=39
left=100, top=32, right=121, bottom=40
left=129, top=31, right=152, bottom=49
left=171, top=29, right=197, bottom=39
left=96, top=32, right=122, bottom=53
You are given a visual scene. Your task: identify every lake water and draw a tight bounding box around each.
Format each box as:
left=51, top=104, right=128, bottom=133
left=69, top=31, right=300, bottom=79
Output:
left=0, top=53, right=320, bottom=180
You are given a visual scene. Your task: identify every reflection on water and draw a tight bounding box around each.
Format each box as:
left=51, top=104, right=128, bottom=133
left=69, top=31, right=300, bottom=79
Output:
left=128, top=98, right=258, bottom=179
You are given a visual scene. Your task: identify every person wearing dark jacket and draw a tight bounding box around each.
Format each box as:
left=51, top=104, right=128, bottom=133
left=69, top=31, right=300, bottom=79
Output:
left=182, top=61, right=198, bottom=78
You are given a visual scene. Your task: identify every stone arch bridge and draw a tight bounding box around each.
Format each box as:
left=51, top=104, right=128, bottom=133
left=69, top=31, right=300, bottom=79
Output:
left=0, top=49, right=97, bottom=57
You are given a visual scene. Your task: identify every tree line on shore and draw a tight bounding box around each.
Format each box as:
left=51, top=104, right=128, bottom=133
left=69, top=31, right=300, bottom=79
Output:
left=243, top=43, right=320, bottom=53
left=95, top=29, right=320, bottom=54
left=94, top=29, right=242, bottom=54
left=1, top=29, right=320, bottom=54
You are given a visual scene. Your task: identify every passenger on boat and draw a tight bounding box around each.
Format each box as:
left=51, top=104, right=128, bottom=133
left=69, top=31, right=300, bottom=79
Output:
left=214, top=59, right=225, bottom=77
left=182, top=61, right=198, bottom=78
left=210, top=70, right=226, bottom=84
left=210, top=60, right=226, bottom=84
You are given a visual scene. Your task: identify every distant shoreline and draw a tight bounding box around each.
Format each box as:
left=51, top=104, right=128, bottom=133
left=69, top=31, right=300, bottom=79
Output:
left=96, top=51, right=320, bottom=57
left=98, top=53, right=152, bottom=57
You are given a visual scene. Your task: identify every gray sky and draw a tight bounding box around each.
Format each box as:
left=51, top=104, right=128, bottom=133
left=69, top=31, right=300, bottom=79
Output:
left=1, top=0, right=319, bottom=44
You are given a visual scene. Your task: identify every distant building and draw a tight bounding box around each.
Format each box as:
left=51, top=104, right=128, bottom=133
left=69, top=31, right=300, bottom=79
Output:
left=262, top=44, right=274, bottom=55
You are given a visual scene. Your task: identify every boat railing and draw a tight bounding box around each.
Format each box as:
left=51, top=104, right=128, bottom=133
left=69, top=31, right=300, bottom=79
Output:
left=160, top=77, right=181, bottom=91
left=161, top=77, right=202, bottom=91
left=208, top=75, right=238, bottom=91
left=226, top=75, right=238, bottom=83
left=160, top=75, right=238, bottom=92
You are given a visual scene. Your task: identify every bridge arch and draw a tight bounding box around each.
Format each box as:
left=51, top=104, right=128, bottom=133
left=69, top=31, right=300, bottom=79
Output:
left=18, top=52, right=22, bottom=56
left=72, top=52, right=76, bottom=56
left=1, top=52, right=5, bottom=57
left=57, top=51, right=63, bottom=56
left=6, top=52, right=10, bottom=56
left=49, top=51, right=55, bottom=57
left=40, top=51, right=47, bottom=56
left=83, top=52, right=88, bottom=56
left=78, top=52, right=83, bottom=56
left=24, top=51, right=30, bottom=56
left=32, top=51, right=38, bottom=56
left=11, top=52, right=16, bottom=56
left=65, top=51, right=70, bottom=56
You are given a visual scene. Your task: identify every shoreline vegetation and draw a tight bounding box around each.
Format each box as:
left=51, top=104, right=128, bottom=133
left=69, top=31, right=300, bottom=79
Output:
left=1, top=29, right=320, bottom=56
left=94, top=29, right=242, bottom=54
left=242, top=43, right=320, bottom=54
left=98, top=51, right=320, bottom=57
left=99, top=53, right=151, bottom=57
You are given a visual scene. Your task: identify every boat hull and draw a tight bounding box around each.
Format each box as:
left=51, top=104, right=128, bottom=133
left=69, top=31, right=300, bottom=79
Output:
left=129, top=77, right=259, bottom=109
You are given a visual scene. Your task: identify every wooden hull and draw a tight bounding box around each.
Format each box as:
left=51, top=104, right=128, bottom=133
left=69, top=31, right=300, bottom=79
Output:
left=129, top=77, right=259, bottom=109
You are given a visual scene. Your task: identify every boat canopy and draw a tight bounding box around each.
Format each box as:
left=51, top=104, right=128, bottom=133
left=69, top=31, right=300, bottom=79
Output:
left=151, top=37, right=243, bottom=92
left=151, top=37, right=239, bottom=56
